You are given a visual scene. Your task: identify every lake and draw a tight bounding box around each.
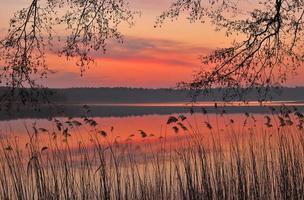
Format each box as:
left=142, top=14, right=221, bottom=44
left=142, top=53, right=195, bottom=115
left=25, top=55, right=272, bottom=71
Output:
left=1, top=101, right=304, bottom=200
left=0, top=101, right=302, bottom=150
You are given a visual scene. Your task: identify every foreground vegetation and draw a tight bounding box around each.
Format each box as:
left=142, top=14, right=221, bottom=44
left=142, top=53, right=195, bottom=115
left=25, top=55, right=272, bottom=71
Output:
left=0, top=107, right=304, bottom=200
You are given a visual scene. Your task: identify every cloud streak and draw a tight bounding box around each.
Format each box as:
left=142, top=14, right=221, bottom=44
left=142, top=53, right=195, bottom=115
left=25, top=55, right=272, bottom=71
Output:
left=93, top=36, right=213, bottom=68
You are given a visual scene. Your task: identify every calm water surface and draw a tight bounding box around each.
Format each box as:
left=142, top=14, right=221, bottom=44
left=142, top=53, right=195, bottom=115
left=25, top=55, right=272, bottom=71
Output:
left=0, top=101, right=301, bottom=149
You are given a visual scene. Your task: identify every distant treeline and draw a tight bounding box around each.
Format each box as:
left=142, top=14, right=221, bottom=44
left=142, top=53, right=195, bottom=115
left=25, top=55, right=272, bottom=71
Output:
left=1, top=87, right=304, bottom=104
left=50, top=87, right=304, bottom=103
left=0, top=87, right=304, bottom=120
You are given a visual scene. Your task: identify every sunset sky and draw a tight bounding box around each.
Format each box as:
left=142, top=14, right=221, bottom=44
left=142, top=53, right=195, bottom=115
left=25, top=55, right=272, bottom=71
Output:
left=0, top=0, right=303, bottom=88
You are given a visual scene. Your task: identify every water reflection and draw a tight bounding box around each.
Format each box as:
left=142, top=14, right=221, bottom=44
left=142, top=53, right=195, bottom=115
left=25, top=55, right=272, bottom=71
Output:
left=0, top=101, right=302, bottom=151
left=0, top=112, right=284, bottom=149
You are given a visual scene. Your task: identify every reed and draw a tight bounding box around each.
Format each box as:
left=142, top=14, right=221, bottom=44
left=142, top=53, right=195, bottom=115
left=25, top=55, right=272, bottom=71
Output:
left=0, top=107, right=304, bottom=200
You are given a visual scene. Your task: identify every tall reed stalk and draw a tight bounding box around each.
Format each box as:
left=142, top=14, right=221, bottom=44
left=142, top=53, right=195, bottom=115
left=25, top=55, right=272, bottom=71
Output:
left=0, top=108, right=304, bottom=200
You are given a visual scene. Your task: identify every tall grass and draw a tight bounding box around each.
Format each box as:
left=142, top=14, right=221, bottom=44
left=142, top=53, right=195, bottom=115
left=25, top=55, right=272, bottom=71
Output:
left=1, top=107, right=304, bottom=199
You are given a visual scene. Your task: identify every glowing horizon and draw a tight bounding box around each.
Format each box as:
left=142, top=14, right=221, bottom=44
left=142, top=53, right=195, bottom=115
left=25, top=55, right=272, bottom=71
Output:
left=0, top=0, right=303, bottom=88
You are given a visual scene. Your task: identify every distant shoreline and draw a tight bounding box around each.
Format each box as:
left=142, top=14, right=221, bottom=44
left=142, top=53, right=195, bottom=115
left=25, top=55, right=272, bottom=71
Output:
left=1, top=87, right=304, bottom=120
left=2, top=87, right=304, bottom=104
left=46, top=87, right=304, bottom=104
left=1, top=101, right=304, bottom=121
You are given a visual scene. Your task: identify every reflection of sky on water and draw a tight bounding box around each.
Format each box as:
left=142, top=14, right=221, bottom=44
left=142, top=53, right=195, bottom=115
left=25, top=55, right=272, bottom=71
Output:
left=0, top=100, right=302, bottom=159
left=0, top=109, right=302, bottom=168
left=0, top=112, right=288, bottom=148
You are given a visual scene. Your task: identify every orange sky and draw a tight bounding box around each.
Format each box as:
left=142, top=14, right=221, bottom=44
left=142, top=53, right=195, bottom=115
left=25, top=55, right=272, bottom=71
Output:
left=0, top=0, right=303, bottom=88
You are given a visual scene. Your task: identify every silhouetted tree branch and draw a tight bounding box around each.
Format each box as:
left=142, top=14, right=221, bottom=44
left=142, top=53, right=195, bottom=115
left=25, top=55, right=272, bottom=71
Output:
left=0, top=0, right=135, bottom=107
left=159, top=0, right=304, bottom=100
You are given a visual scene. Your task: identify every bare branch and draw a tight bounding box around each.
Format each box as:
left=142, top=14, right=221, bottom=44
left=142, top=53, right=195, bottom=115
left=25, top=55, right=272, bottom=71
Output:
left=0, top=0, right=135, bottom=108
left=162, top=0, right=304, bottom=100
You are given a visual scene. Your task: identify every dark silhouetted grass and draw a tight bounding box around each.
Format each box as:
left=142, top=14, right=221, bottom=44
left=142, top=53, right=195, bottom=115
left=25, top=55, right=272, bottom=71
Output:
left=1, top=107, right=304, bottom=199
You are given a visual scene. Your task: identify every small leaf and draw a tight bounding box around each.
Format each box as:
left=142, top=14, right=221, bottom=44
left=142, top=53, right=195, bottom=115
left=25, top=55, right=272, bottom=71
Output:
left=138, top=130, right=147, bottom=138
left=172, top=126, right=179, bottom=133
left=5, top=146, right=13, bottom=151
left=99, top=130, right=107, bottom=137
left=41, top=147, right=48, bottom=152
left=71, top=120, right=82, bottom=126
left=178, top=114, right=187, bottom=121
left=39, top=128, right=48, bottom=133
left=167, top=116, right=178, bottom=124
left=177, top=122, right=188, bottom=131
left=204, top=122, right=212, bottom=130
